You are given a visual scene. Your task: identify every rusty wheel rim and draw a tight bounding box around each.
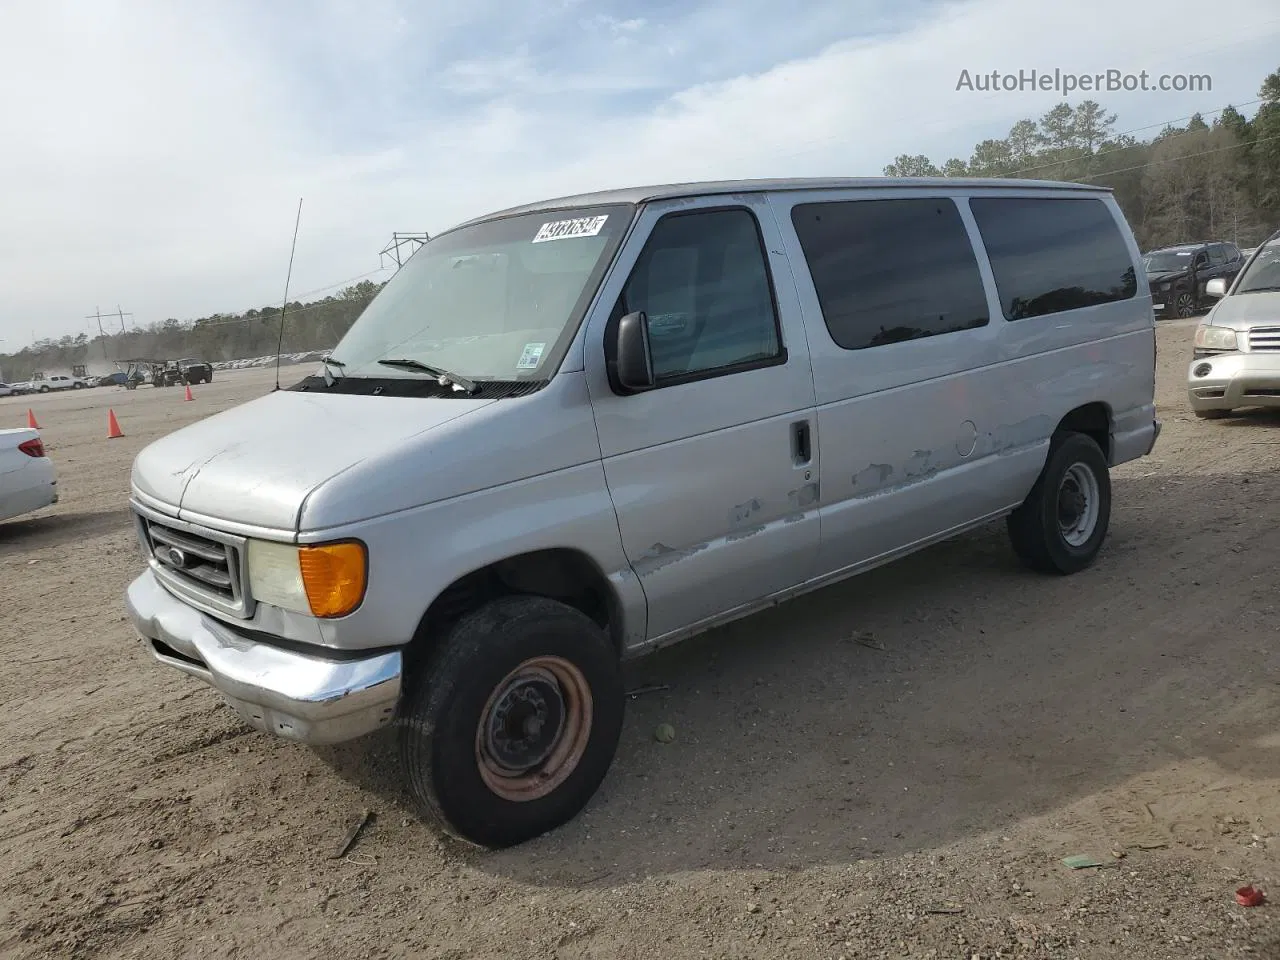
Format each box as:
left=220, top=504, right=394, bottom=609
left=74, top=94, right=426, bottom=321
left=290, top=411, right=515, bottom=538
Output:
left=475, top=656, right=593, bottom=803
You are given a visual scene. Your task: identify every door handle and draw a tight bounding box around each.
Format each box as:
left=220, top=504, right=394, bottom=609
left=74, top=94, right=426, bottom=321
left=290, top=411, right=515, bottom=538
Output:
left=791, top=420, right=811, bottom=465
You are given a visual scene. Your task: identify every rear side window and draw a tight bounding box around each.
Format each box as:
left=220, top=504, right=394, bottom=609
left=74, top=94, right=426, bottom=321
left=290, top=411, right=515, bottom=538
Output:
left=790, top=198, right=989, bottom=350
left=1208, top=244, right=1226, bottom=265
left=969, top=197, right=1137, bottom=320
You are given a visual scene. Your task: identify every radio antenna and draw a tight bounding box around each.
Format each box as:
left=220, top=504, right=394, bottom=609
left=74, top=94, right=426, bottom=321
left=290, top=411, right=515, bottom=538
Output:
left=273, top=197, right=304, bottom=392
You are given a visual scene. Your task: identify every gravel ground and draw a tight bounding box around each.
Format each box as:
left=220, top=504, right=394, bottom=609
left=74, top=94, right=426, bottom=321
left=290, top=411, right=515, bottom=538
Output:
left=1, top=323, right=1277, bottom=960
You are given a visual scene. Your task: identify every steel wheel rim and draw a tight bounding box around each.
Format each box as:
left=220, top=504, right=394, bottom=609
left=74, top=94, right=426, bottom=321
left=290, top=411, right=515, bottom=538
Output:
left=475, top=656, right=593, bottom=803
left=1057, top=462, right=1100, bottom=548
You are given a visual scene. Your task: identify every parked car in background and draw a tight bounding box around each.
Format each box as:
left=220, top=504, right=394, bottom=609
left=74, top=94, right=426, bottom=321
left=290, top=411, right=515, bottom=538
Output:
left=126, top=175, right=1159, bottom=849
left=1143, top=240, right=1246, bottom=318
left=1187, top=228, right=1280, bottom=418
left=0, top=427, right=58, bottom=522
left=176, top=357, right=214, bottom=385
left=21, top=373, right=87, bottom=393
left=0, top=382, right=13, bottom=397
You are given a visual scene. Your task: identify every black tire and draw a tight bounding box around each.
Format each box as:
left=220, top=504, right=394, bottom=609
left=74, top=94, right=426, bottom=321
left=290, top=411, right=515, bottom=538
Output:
left=399, top=595, right=624, bottom=849
left=1174, top=290, right=1197, bottom=318
left=1195, top=408, right=1230, bottom=419
left=39, top=385, right=49, bottom=393
left=1007, top=431, right=1111, bottom=575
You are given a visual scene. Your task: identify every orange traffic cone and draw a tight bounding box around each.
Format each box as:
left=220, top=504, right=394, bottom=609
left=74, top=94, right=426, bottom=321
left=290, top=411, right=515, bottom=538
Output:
left=26, top=408, right=39, bottom=429
left=184, top=384, right=194, bottom=402
left=107, top=409, right=124, bottom=439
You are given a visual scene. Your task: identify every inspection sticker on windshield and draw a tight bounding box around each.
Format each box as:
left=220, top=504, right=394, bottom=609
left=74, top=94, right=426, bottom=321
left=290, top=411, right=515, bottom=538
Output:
left=516, top=342, right=546, bottom=370
left=532, top=215, right=608, bottom=243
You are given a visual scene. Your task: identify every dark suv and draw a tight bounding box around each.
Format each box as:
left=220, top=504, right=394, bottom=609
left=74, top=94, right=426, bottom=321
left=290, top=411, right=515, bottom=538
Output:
left=1143, top=241, right=1245, bottom=318
left=176, top=357, right=214, bottom=385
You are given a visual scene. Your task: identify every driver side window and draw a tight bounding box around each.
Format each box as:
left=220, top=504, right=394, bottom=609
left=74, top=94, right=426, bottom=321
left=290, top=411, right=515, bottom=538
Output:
left=617, top=208, right=783, bottom=383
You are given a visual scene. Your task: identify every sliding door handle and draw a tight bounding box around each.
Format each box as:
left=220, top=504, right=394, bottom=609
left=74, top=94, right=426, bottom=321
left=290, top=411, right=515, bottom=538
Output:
left=791, top=420, right=811, bottom=465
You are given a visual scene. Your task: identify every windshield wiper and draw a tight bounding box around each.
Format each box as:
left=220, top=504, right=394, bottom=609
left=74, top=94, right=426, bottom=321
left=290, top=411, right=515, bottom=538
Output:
left=377, top=358, right=479, bottom=394
left=1239, top=285, right=1280, bottom=294
left=319, top=355, right=346, bottom=385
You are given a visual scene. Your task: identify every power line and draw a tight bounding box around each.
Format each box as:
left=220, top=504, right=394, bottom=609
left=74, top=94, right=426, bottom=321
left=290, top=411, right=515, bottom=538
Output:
left=1074, top=130, right=1280, bottom=182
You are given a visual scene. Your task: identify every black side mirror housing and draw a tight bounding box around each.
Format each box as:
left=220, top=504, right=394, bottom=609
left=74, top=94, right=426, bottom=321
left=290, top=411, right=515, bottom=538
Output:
left=606, top=310, right=655, bottom=393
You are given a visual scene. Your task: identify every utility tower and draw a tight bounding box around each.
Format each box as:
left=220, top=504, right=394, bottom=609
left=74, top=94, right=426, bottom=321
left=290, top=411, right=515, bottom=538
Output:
left=86, top=305, right=133, bottom=337
left=380, top=232, right=429, bottom=271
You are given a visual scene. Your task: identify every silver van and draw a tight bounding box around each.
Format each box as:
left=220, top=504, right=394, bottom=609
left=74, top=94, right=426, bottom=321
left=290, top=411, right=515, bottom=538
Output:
left=125, top=177, right=1160, bottom=847
left=1188, top=228, right=1280, bottom=418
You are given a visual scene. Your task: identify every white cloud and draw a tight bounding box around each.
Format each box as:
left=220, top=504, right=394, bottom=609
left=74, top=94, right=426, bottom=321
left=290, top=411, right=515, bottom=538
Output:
left=1, top=0, right=1277, bottom=347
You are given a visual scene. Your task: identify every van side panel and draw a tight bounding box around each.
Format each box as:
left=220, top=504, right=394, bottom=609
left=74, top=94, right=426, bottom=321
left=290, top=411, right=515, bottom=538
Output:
left=962, top=191, right=1157, bottom=470
left=773, top=187, right=1155, bottom=581
left=771, top=189, right=1025, bottom=575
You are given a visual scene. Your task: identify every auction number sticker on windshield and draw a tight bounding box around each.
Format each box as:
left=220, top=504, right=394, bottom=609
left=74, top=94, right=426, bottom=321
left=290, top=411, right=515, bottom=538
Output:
left=517, top=342, right=546, bottom=370
left=532, top=215, right=608, bottom=243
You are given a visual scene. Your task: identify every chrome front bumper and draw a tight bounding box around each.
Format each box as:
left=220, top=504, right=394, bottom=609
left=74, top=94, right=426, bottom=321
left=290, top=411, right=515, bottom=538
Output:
left=1187, top=353, right=1280, bottom=411
left=125, top=570, right=402, bottom=745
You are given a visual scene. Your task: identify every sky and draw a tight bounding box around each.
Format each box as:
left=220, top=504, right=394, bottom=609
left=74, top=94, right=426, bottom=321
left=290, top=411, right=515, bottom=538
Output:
left=1, top=0, right=1278, bottom=350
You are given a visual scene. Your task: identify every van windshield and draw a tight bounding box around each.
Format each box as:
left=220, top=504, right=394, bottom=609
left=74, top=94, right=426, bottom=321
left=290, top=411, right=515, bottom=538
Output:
left=1235, top=236, right=1280, bottom=294
left=328, top=204, right=634, bottom=383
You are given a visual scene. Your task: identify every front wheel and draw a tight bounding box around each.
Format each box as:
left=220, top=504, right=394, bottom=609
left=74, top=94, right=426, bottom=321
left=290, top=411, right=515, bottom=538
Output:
left=1007, top=432, right=1112, bottom=575
left=39, top=386, right=49, bottom=393
left=1174, top=290, right=1197, bottom=318
left=399, top=595, right=624, bottom=849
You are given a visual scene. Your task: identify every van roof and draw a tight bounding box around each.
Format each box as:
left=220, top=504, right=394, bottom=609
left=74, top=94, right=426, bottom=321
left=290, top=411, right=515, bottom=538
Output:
left=452, top=176, right=1113, bottom=230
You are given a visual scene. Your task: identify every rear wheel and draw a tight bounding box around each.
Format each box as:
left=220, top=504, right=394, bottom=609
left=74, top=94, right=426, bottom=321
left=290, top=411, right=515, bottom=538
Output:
left=399, top=595, right=624, bottom=849
left=1007, top=432, right=1111, bottom=575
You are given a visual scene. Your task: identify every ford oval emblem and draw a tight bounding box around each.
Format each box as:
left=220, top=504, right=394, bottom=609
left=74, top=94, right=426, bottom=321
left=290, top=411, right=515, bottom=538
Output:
left=159, top=545, right=187, bottom=568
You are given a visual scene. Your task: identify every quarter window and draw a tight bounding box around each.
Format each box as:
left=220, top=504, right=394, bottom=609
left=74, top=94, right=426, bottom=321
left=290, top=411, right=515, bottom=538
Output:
left=790, top=198, right=989, bottom=350
left=969, top=197, right=1138, bottom=320
left=618, top=209, right=782, bottom=381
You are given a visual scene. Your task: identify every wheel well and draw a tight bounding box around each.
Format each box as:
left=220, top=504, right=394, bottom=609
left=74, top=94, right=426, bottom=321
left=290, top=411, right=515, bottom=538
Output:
left=1056, top=402, right=1113, bottom=463
left=405, top=549, right=623, bottom=672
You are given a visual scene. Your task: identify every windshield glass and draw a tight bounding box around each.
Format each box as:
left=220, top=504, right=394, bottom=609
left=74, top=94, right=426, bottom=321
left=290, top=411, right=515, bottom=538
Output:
left=1144, top=250, right=1195, bottom=272
left=1235, top=236, right=1280, bottom=294
left=329, top=203, right=634, bottom=382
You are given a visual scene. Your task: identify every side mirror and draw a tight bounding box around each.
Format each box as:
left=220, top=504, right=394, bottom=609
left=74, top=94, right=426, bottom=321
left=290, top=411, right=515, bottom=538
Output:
left=606, top=310, right=655, bottom=392
left=1205, top=277, right=1227, bottom=299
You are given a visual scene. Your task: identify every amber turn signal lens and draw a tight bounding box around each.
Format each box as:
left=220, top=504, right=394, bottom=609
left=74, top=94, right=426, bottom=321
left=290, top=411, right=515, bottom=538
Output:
left=298, top=542, right=367, bottom=618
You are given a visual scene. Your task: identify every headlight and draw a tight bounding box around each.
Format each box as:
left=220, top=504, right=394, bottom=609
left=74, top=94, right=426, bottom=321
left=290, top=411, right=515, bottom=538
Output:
left=247, top=539, right=367, bottom=618
left=1193, top=325, right=1238, bottom=351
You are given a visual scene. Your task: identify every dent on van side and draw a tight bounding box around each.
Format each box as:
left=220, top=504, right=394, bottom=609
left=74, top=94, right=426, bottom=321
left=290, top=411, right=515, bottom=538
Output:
left=124, top=176, right=1159, bottom=849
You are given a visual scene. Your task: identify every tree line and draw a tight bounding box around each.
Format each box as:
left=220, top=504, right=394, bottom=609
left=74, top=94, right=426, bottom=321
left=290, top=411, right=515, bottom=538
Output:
left=885, top=66, right=1280, bottom=250
left=1, top=280, right=384, bottom=382
left=4, top=66, right=1278, bottom=382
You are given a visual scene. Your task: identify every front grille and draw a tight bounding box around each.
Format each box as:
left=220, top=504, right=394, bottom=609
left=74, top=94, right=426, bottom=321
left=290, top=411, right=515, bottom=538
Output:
left=135, top=509, right=250, bottom=618
left=1247, top=327, right=1280, bottom=352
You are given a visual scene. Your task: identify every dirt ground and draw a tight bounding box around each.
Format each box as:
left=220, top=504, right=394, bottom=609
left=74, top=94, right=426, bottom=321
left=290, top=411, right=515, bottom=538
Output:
left=2, top=325, right=1278, bottom=960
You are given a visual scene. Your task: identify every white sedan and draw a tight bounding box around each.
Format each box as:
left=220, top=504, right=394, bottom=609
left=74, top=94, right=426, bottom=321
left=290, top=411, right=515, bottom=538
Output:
left=0, top=428, right=58, bottom=523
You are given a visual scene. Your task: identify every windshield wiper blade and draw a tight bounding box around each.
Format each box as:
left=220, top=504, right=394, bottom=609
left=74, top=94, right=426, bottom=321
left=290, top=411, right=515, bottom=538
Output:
left=377, top=358, right=479, bottom=394
left=1240, top=285, right=1280, bottom=294
left=319, top=355, right=346, bottom=385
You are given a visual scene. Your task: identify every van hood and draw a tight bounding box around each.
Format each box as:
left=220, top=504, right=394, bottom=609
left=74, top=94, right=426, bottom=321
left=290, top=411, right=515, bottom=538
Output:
left=1205, top=289, right=1280, bottom=329
left=131, top=390, right=495, bottom=531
